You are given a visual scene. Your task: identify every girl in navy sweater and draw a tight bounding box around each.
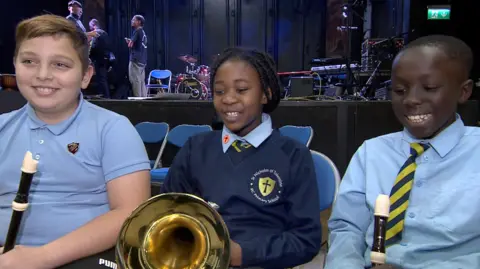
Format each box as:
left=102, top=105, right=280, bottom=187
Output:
left=162, top=47, right=321, bottom=268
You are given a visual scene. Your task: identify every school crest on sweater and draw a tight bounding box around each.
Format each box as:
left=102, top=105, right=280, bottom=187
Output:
left=250, top=168, right=283, bottom=204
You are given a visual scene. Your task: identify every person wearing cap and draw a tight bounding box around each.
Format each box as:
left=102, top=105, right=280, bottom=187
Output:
left=66, top=1, right=98, bottom=41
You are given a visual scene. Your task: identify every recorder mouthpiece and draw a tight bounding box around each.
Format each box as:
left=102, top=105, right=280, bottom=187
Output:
left=375, top=194, right=390, bottom=218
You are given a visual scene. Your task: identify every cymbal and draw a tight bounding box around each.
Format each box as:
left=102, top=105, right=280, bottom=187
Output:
left=178, top=54, right=197, bottom=64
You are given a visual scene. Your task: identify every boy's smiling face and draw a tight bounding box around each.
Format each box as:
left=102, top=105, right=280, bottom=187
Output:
left=14, top=34, right=93, bottom=123
left=391, top=46, right=472, bottom=139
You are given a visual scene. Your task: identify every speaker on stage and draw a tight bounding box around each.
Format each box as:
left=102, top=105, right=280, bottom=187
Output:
left=289, top=76, right=314, bottom=98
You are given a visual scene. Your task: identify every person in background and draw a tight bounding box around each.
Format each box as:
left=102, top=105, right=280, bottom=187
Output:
left=325, top=35, right=479, bottom=269
left=125, top=15, right=147, bottom=97
left=89, top=19, right=111, bottom=98
left=66, top=1, right=97, bottom=41
left=161, top=47, right=322, bottom=269
left=0, top=15, right=150, bottom=269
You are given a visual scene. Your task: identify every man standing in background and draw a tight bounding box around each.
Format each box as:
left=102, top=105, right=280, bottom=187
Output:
left=125, top=15, right=148, bottom=97
left=89, top=19, right=111, bottom=98
left=66, top=1, right=97, bottom=40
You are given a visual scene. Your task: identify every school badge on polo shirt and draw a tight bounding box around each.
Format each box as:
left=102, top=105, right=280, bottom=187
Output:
left=250, top=168, right=283, bottom=204
left=67, top=142, right=79, bottom=154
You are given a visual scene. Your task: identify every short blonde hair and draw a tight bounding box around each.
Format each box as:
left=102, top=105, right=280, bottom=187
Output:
left=14, top=14, right=89, bottom=73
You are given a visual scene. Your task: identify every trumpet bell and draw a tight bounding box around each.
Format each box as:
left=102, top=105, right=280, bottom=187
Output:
left=116, top=193, right=230, bottom=269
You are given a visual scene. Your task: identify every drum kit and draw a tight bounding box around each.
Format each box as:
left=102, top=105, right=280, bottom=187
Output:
left=174, top=54, right=211, bottom=100
left=0, top=74, right=17, bottom=91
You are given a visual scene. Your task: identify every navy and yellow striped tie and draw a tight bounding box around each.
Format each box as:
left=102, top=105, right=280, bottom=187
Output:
left=230, top=140, right=252, bottom=152
left=385, top=142, right=430, bottom=246
left=227, top=140, right=253, bottom=165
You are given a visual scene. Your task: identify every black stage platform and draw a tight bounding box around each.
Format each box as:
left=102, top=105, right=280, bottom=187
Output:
left=1, top=90, right=478, bottom=175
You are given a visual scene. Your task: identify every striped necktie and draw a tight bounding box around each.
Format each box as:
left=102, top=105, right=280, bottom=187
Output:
left=227, top=140, right=253, bottom=165
left=230, top=140, right=252, bottom=152
left=385, top=142, right=430, bottom=246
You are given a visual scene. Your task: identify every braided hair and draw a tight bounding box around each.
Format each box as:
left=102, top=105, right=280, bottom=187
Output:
left=210, top=47, right=282, bottom=113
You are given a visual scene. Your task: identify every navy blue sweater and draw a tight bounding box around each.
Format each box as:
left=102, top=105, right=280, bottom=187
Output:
left=161, top=130, right=322, bottom=268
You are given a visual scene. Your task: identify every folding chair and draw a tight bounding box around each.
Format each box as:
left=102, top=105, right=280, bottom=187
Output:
left=150, top=124, right=213, bottom=183
left=135, top=122, right=170, bottom=169
left=310, top=150, right=340, bottom=211
left=295, top=150, right=340, bottom=269
left=146, top=69, right=172, bottom=96
left=279, top=125, right=314, bottom=147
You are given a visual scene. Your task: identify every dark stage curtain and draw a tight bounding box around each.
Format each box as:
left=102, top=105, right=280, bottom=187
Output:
left=0, top=0, right=68, bottom=74
left=104, top=0, right=326, bottom=78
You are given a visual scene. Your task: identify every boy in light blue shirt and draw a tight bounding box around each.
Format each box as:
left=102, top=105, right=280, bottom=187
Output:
left=326, top=35, right=480, bottom=269
left=0, top=15, right=150, bottom=269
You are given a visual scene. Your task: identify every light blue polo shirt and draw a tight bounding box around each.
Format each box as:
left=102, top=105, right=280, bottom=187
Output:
left=0, top=95, right=150, bottom=246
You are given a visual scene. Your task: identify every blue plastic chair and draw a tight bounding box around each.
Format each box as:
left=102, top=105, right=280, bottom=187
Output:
left=279, top=125, right=314, bottom=147
left=150, top=124, right=213, bottom=183
left=300, top=150, right=340, bottom=269
left=135, top=122, right=170, bottom=169
left=167, top=124, right=213, bottom=147
left=146, top=69, right=172, bottom=95
left=310, top=150, right=340, bottom=211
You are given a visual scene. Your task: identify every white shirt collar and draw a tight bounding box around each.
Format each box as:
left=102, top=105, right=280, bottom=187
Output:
left=221, top=113, right=273, bottom=153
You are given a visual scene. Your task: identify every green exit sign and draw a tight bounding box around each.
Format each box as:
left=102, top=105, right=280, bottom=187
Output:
left=427, top=6, right=451, bottom=20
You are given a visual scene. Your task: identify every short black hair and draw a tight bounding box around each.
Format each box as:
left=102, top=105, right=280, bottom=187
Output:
left=134, top=15, right=145, bottom=26
left=210, top=47, right=281, bottom=113
left=402, top=35, right=473, bottom=78
left=68, top=1, right=82, bottom=8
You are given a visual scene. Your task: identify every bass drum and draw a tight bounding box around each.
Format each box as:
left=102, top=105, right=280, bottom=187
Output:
left=176, top=78, right=209, bottom=100
left=0, top=74, right=17, bottom=91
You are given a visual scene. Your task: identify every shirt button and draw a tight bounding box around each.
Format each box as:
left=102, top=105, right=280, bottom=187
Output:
left=34, top=154, right=40, bottom=160
left=424, top=155, right=429, bottom=161
left=416, top=181, right=422, bottom=187
left=408, top=212, right=415, bottom=218
left=39, top=140, right=44, bottom=144
left=400, top=242, right=408, bottom=246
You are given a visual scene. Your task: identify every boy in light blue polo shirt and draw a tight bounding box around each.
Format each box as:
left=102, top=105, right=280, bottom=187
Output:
left=325, top=36, right=480, bottom=269
left=0, top=15, right=150, bottom=269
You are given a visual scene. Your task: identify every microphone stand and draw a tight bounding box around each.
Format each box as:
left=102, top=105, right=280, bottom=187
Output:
left=343, top=0, right=365, bottom=97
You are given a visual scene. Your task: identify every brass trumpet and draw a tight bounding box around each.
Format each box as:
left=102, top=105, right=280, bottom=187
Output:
left=115, top=193, right=231, bottom=269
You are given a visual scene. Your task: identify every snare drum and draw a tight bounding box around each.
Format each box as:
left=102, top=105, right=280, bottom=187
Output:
left=176, top=78, right=209, bottom=100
